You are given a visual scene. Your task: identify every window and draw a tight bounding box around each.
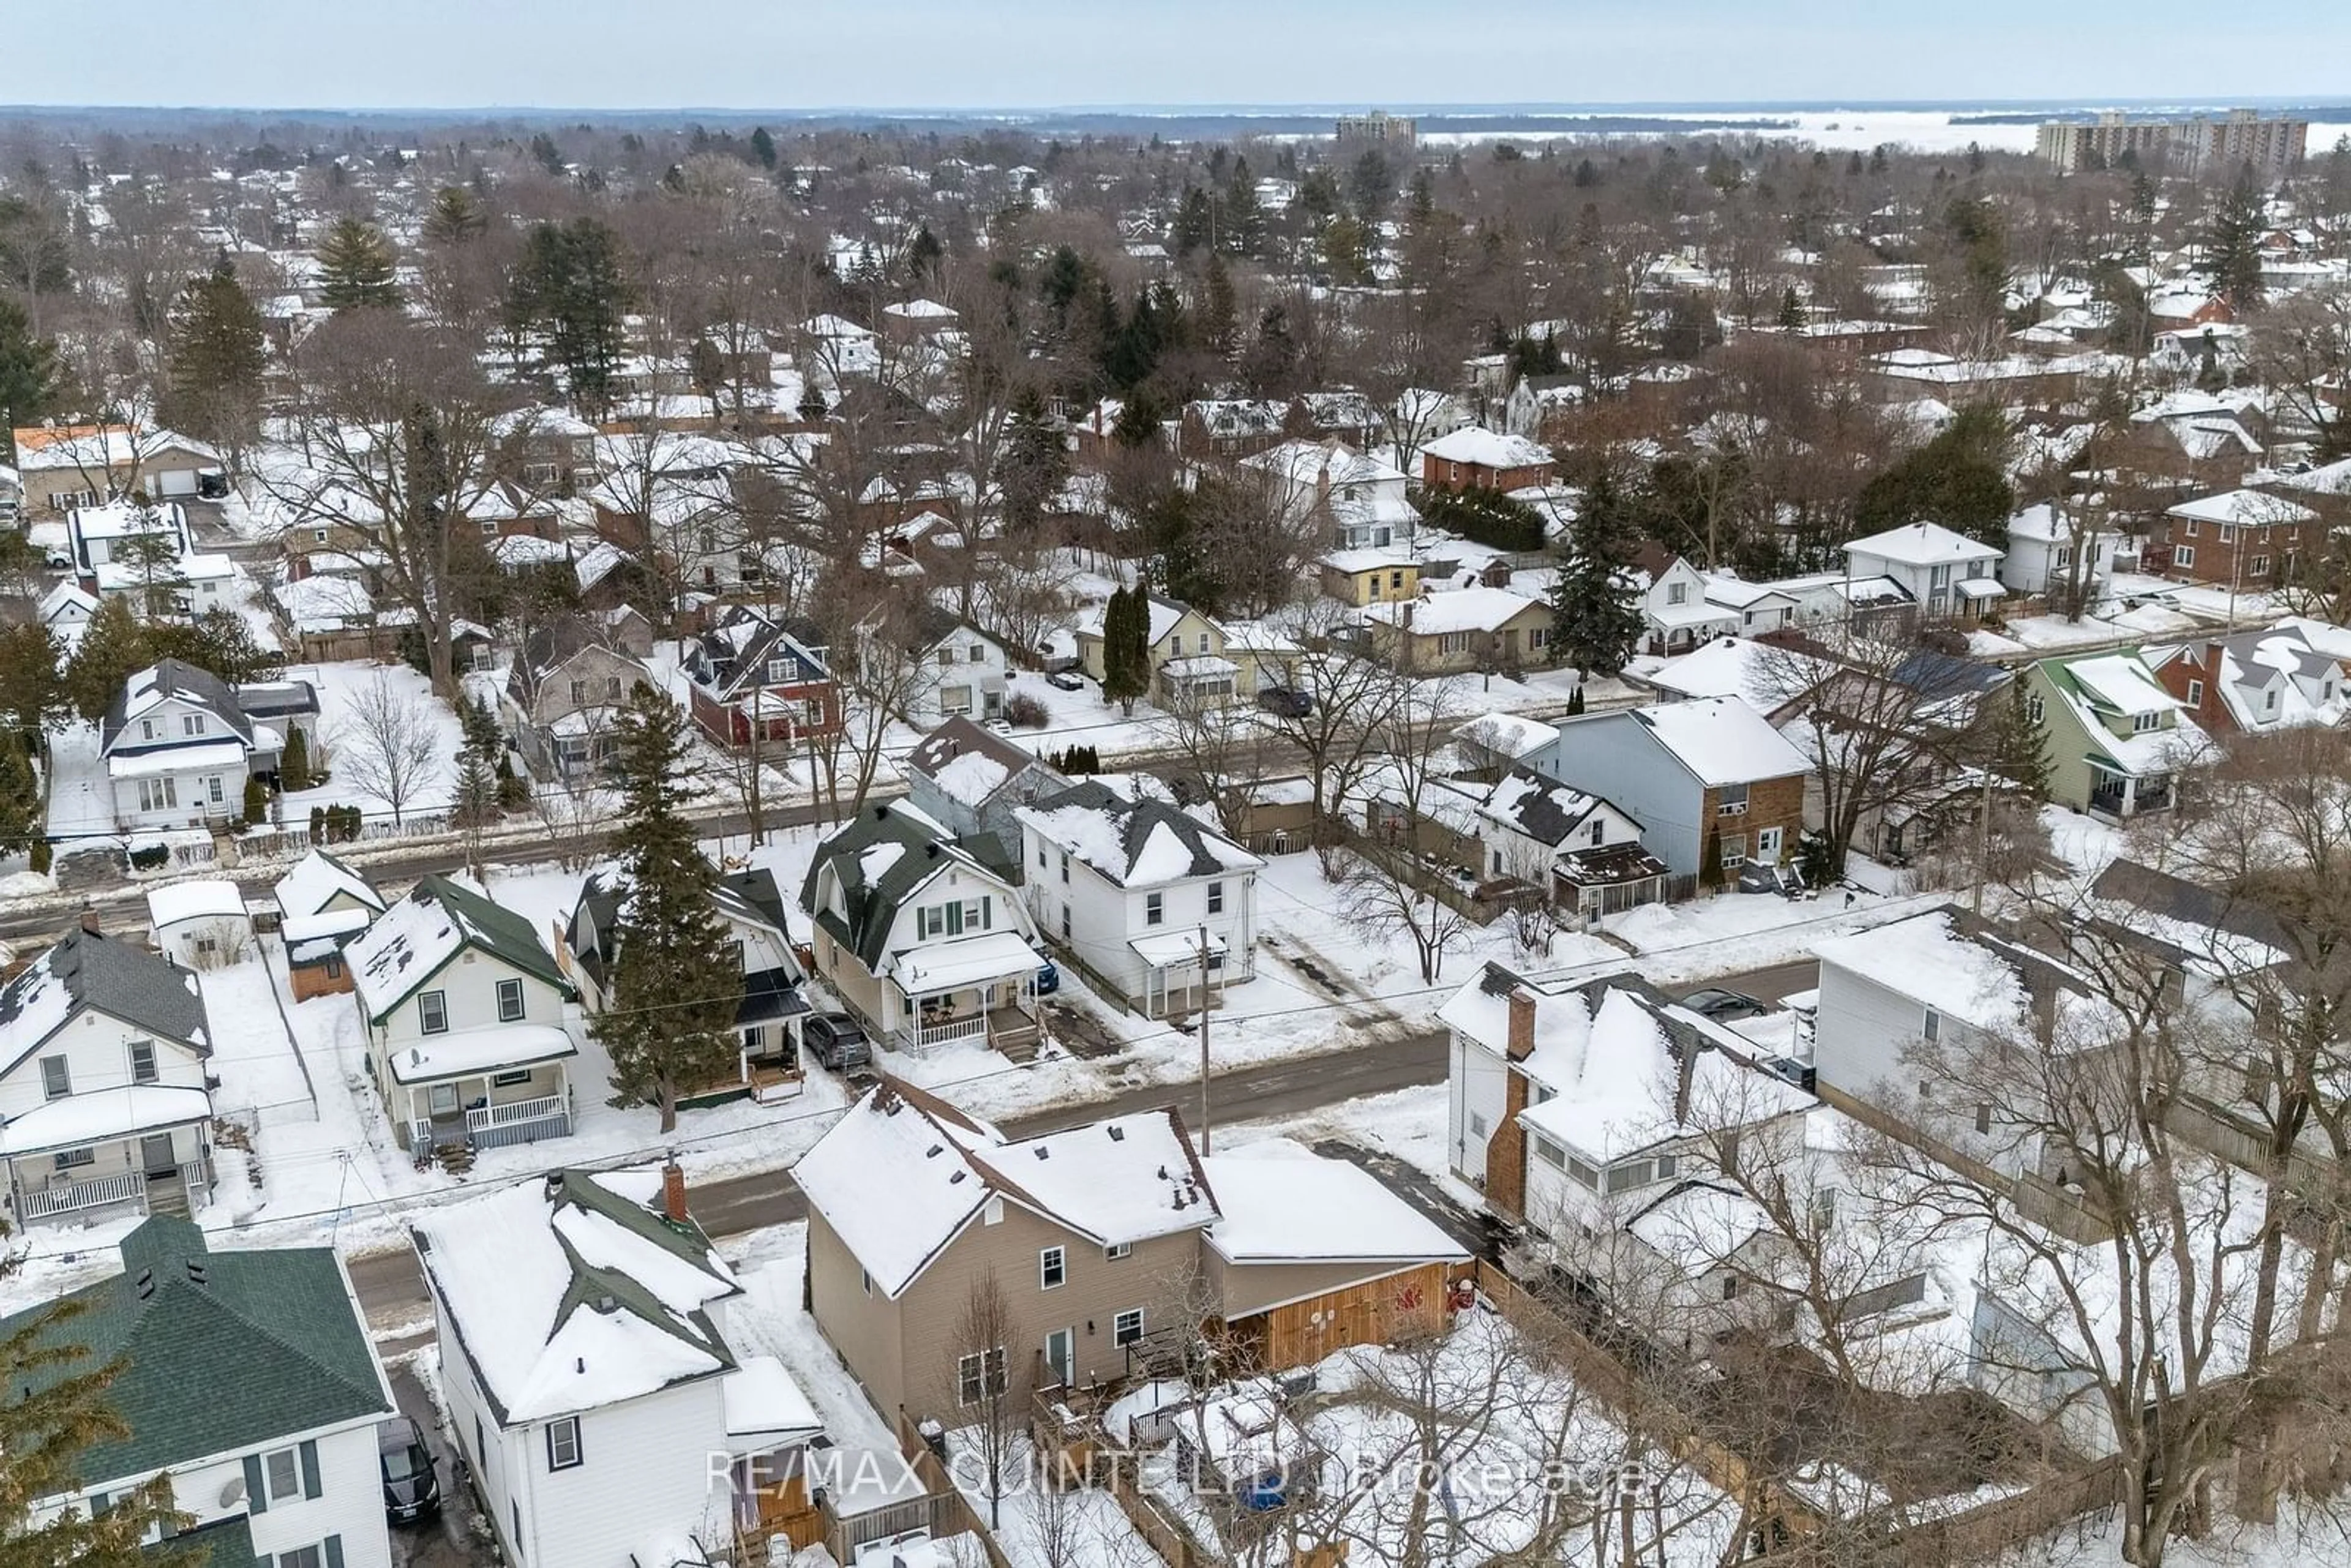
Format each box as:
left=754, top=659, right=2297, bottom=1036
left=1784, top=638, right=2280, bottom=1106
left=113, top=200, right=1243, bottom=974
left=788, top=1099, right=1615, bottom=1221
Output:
left=1716, top=782, right=1749, bottom=816
left=128, top=1040, right=157, bottom=1084
left=1104, top=1242, right=1131, bottom=1261
left=958, top=1348, right=1008, bottom=1405
left=479, top=517, right=500, bottom=536
left=39, top=1056, right=69, bottom=1101
left=1528, top=625, right=1550, bottom=650
left=496, top=978, right=525, bottom=1022
left=2186, top=679, right=2204, bottom=706
left=2218, top=524, right=2237, bottom=546
left=1604, top=1159, right=1655, bottom=1195
left=569, top=679, right=587, bottom=703
left=1531, top=1135, right=1564, bottom=1170
left=1060, top=905, right=1071, bottom=940
left=1145, top=892, right=1164, bottom=927
left=969, top=643, right=987, bottom=663
left=206, top=776, right=224, bottom=805
left=1721, top=1275, right=1741, bottom=1301
left=53, top=1147, right=94, bottom=1171
left=1667, top=582, right=1688, bottom=606
left=264, top=1446, right=304, bottom=1501
left=419, top=991, right=449, bottom=1035
left=140, top=719, right=157, bottom=740
left=2180, top=517, right=2199, bottom=538
left=492, top=1068, right=533, bottom=1089
left=2172, top=545, right=2197, bottom=569
left=276, top=1548, right=324, bottom=1568
left=1059, top=852, right=1070, bottom=884
left=546, top=1416, right=583, bottom=1471
left=1040, top=1247, right=1067, bottom=1289
left=1974, top=1103, right=1993, bottom=1135
left=2249, top=555, right=2271, bottom=577
left=312, top=527, right=329, bottom=545
left=2026, top=693, right=2045, bottom=724
left=605, top=676, right=622, bottom=699
left=1114, top=1309, right=1145, bottom=1347
left=1468, top=1111, right=1488, bottom=1138
left=137, top=777, right=178, bottom=813
left=1655, top=1152, right=1678, bottom=1179
left=181, top=713, right=205, bottom=737
left=1719, top=835, right=1746, bottom=867
left=936, top=650, right=954, bottom=669
left=2132, top=710, right=2161, bottom=733
left=2265, top=688, right=2281, bottom=715
left=1436, top=631, right=1472, bottom=656
left=1565, top=1154, right=1601, bottom=1191
left=1206, top=881, right=1224, bottom=915
left=1922, top=1007, right=1941, bottom=1043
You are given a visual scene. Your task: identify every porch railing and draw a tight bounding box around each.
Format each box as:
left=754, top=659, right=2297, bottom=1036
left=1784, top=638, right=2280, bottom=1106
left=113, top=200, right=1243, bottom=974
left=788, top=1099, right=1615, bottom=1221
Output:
left=22, top=1171, right=145, bottom=1221
left=469, top=1092, right=568, bottom=1131
left=905, top=1014, right=988, bottom=1051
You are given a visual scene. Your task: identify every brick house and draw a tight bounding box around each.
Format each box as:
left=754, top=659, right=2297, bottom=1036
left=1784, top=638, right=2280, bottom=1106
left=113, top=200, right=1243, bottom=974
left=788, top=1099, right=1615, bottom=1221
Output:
left=1524, top=696, right=1812, bottom=881
left=1418, top=426, right=1557, bottom=495
left=2147, top=489, right=2322, bottom=590
left=2146, top=626, right=2347, bottom=738
left=683, top=604, right=842, bottom=748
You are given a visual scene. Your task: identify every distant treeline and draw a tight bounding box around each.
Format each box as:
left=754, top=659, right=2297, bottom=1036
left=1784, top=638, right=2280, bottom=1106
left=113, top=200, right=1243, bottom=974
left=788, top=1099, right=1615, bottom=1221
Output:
left=1954, top=105, right=2351, bottom=126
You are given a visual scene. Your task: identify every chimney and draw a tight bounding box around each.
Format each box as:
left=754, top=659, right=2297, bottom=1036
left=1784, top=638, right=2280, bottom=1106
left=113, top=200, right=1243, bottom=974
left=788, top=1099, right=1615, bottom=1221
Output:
left=1505, top=988, right=1537, bottom=1062
left=661, top=1158, right=689, bottom=1224
left=78, top=909, right=100, bottom=937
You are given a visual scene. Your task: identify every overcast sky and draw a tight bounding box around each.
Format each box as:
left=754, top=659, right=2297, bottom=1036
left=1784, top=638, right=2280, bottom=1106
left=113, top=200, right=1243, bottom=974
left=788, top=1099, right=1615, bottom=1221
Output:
left=14, top=1, right=2351, bottom=111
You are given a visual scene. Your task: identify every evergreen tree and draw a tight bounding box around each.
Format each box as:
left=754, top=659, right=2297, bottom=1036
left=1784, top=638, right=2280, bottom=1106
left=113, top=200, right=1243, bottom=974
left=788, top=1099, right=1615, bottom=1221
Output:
left=0, top=292, right=60, bottom=429
left=280, top=724, right=313, bottom=791
left=0, top=735, right=38, bottom=855
left=451, top=697, right=504, bottom=876
left=241, top=772, right=268, bottom=828
left=1547, top=473, right=1644, bottom=678
left=1101, top=585, right=1150, bottom=716
left=749, top=126, right=778, bottom=170
left=1222, top=160, right=1263, bottom=256
left=160, top=257, right=267, bottom=457
left=996, top=386, right=1070, bottom=533
left=1700, top=822, right=1724, bottom=890
left=1853, top=402, right=2016, bottom=549
left=0, top=1279, right=191, bottom=1563
left=1777, top=286, right=1805, bottom=329
left=1982, top=676, right=2052, bottom=798
left=506, top=218, right=630, bottom=417
left=530, top=133, right=566, bottom=176
left=421, top=185, right=487, bottom=246
left=0, top=621, right=63, bottom=739
left=63, top=598, right=151, bottom=725
left=1201, top=254, right=1237, bottom=360
left=316, top=216, right=401, bottom=310
left=905, top=225, right=945, bottom=282
left=2198, top=168, right=2270, bottom=310
left=594, top=686, right=740, bottom=1133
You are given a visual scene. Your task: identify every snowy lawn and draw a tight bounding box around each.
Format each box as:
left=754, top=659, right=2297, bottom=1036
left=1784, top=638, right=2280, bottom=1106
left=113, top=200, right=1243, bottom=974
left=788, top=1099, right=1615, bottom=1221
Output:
left=43, top=721, right=118, bottom=846
left=1595, top=877, right=1947, bottom=988
left=280, top=659, right=466, bottom=825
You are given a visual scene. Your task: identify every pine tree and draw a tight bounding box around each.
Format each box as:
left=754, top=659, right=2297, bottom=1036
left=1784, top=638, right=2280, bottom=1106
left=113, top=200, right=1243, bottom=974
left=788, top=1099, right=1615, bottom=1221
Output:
left=241, top=772, right=268, bottom=828
left=506, top=218, right=630, bottom=417
left=1983, top=677, right=2052, bottom=798
left=1201, top=254, right=1237, bottom=360
left=1700, top=822, right=1724, bottom=890
left=161, top=258, right=267, bottom=458
left=0, top=735, right=38, bottom=855
left=421, top=186, right=487, bottom=246
left=0, top=621, right=62, bottom=739
left=1102, top=585, right=1150, bottom=716
left=280, top=724, right=313, bottom=791
left=316, top=217, right=401, bottom=310
left=1777, top=286, right=1805, bottom=330
left=0, top=292, right=60, bottom=429
left=2198, top=168, right=2270, bottom=310
left=750, top=126, right=778, bottom=171
left=1223, top=160, right=1263, bottom=257
left=1547, top=473, right=1644, bottom=678
left=906, top=225, right=945, bottom=282
left=594, top=686, right=740, bottom=1133
left=64, top=598, right=152, bottom=725
left=451, top=696, right=504, bottom=877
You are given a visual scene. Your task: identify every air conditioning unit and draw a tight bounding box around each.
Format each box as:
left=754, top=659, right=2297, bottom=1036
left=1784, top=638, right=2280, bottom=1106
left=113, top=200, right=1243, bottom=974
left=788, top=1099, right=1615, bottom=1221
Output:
left=1719, top=801, right=1749, bottom=816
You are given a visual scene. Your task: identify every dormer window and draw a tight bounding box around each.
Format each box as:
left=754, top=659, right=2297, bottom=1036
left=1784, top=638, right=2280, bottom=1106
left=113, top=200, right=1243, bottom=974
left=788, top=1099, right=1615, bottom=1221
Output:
left=2132, top=711, right=2162, bottom=733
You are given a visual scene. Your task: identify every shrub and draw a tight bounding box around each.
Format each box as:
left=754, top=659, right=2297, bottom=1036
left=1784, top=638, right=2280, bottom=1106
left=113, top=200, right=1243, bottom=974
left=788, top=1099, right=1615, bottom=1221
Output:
left=242, top=776, right=269, bottom=826
left=498, top=775, right=531, bottom=810
left=129, top=844, right=170, bottom=872
left=280, top=726, right=313, bottom=791
left=29, top=838, right=50, bottom=874
left=1002, top=692, right=1049, bottom=729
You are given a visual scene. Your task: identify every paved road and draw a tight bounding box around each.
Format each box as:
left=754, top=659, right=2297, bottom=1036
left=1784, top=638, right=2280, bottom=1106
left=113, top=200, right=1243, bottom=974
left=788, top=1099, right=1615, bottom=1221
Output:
left=1700, top=958, right=1820, bottom=1005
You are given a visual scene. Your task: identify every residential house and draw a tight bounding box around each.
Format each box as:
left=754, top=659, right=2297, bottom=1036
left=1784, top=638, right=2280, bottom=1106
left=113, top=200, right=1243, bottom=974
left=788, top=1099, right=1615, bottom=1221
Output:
left=346, top=875, right=580, bottom=1157
left=1641, top=636, right=1827, bottom=716
left=565, top=865, right=808, bottom=1081
left=1288, top=388, right=1384, bottom=449
left=1526, top=696, right=1813, bottom=881
left=2023, top=651, right=2207, bottom=819
left=1, top=1217, right=396, bottom=1568
left=1319, top=546, right=1420, bottom=607
left=145, top=879, right=253, bottom=970
left=1016, top=781, right=1264, bottom=1017
left=795, top=1082, right=1463, bottom=1422
left=1228, top=775, right=1318, bottom=855
left=1075, top=591, right=1257, bottom=707
left=1441, top=964, right=1812, bottom=1341
left=272, top=848, right=386, bottom=1002
left=1419, top=426, right=1557, bottom=495
left=503, top=619, right=656, bottom=779
left=1242, top=439, right=1422, bottom=551
left=882, top=603, right=1013, bottom=726
left=1451, top=711, right=1559, bottom=782
left=2147, top=625, right=2348, bottom=737
left=99, top=659, right=318, bottom=833
left=684, top=604, right=842, bottom=749
left=0, top=926, right=216, bottom=1226
left=9, top=424, right=219, bottom=513
left=489, top=404, right=599, bottom=495
left=2001, top=502, right=2119, bottom=604
left=2148, top=489, right=2321, bottom=590
left=66, top=497, right=193, bottom=573
left=1637, top=556, right=1739, bottom=658
left=1359, top=587, right=1555, bottom=673
left=38, top=579, right=96, bottom=642
left=1840, top=522, right=2007, bottom=620
left=1178, top=399, right=1288, bottom=459
left=414, top=1165, right=826, bottom=1568
left=800, top=803, right=1045, bottom=1057
left=903, top=717, right=1071, bottom=868
left=1501, top=374, right=1586, bottom=441
left=1474, top=768, right=1670, bottom=923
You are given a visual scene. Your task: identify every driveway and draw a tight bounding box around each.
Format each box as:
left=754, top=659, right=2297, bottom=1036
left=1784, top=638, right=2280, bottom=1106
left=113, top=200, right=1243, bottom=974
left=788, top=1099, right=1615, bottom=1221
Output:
left=387, top=1361, right=497, bottom=1567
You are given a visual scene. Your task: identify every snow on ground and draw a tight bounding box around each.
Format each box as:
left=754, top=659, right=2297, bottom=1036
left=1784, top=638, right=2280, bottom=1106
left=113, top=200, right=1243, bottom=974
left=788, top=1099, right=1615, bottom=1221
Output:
left=719, top=1221, right=900, bottom=1456
left=43, top=721, right=118, bottom=847
left=940, top=1428, right=1161, bottom=1568
left=280, top=659, right=466, bottom=825
left=1595, top=876, right=1943, bottom=988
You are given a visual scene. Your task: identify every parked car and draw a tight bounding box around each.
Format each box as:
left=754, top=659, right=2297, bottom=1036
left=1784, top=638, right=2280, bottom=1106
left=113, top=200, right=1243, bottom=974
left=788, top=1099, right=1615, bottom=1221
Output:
left=378, top=1418, right=441, bottom=1525
left=1034, top=950, right=1060, bottom=996
left=1046, top=670, right=1087, bottom=692
left=42, top=546, right=72, bottom=571
left=1676, top=987, right=1769, bottom=1024
left=1256, top=685, right=1312, bottom=718
left=804, top=1011, right=873, bottom=1071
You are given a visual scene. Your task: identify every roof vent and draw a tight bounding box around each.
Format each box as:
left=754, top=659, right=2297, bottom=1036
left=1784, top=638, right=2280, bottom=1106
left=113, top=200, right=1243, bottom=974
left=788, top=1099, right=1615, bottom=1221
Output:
left=948, top=1169, right=967, bottom=1184
left=576, top=1357, right=586, bottom=1374
left=544, top=1172, right=564, bottom=1201
left=1107, top=1126, right=1125, bottom=1142
left=1033, top=1146, right=1049, bottom=1160
left=134, top=1269, right=155, bottom=1300
left=596, top=1294, right=615, bottom=1312
left=184, top=1261, right=207, bottom=1288
left=1157, top=1166, right=1168, bottom=1180
left=925, top=1144, right=943, bottom=1158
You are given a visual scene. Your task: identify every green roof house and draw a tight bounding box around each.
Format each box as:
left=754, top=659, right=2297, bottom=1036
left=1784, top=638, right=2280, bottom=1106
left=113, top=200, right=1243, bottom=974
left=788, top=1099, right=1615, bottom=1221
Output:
left=2023, top=651, right=2207, bottom=820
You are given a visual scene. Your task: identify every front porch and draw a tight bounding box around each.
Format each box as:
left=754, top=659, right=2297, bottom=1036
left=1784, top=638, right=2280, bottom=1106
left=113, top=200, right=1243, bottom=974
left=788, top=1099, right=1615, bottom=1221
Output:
left=1131, top=928, right=1236, bottom=1020
left=400, top=1061, right=575, bottom=1154
left=891, top=931, right=1046, bottom=1059
left=2088, top=765, right=2174, bottom=822
left=4, top=1109, right=215, bottom=1228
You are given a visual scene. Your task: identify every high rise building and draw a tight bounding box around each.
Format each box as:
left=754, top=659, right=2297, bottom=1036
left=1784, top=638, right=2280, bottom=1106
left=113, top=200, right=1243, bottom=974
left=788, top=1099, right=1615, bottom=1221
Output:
left=2036, top=110, right=2308, bottom=178
left=1335, top=110, right=1418, bottom=151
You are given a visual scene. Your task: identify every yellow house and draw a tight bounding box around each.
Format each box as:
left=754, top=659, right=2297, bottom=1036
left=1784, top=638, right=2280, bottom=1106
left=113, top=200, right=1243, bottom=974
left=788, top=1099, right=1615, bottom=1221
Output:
left=1361, top=587, right=1556, bottom=673
left=1319, top=547, right=1421, bottom=608
left=1078, top=590, right=1247, bottom=704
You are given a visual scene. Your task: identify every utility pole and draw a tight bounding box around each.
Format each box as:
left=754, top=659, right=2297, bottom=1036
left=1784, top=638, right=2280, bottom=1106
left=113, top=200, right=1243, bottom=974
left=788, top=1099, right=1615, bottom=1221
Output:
left=1971, top=765, right=1993, bottom=917
left=1197, top=922, right=1212, bottom=1154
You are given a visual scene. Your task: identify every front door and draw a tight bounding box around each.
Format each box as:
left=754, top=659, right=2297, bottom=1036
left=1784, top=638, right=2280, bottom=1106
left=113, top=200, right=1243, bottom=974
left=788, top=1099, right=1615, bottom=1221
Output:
left=1044, top=1327, right=1075, bottom=1390
left=1755, top=827, right=1784, bottom=866
left=428, top=1082, right=461, bottom=1117
left=140, top=1133, right=176, bottom=1178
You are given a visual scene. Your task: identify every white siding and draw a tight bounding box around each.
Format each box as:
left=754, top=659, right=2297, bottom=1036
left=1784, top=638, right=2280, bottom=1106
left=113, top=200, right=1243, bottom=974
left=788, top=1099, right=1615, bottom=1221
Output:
left=507, top=1381, right=732, bottom=1568
left=1447, top=1032, right=1507, bottom=1184
left=1812, top=957, right=1933, bottom=1102
left=0, top=1010, right=207, bottom=1122
left=246, top=1425, right=397, bottom=1568
left=1020, top=824, right=1256, bottom=1007
left=369, top=956, right=575, bottom=1075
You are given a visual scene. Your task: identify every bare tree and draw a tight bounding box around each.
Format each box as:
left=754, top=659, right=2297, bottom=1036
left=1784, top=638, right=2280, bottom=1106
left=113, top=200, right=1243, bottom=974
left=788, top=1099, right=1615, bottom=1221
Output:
left=334, top=670, right=448, bottom=827
left=1262, top=607, right=1412, bottom=852
left=1337, top=687, right=1474, bottom=982
left=954, top=1268, right=1018, bottom=1531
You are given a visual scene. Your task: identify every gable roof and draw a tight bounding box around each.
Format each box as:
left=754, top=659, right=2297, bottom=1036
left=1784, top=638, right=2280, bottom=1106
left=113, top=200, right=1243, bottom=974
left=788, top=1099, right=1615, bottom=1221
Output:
left=793, top=1079, right=1218, bottom=1299
left=903, top=716, right=1049, bottom=808
left=271, top=847, right=385, bottom=921
left=347, top=875, right=571, bottom=1021
left=1016, top=781, right=1264, bottom=888
left=1611, top=696, right=1812, bottom=787
left=0, top=1217, right=389, bottom=1485
left=1477, top=767, right=1619, bottom=848
left=0, top=928, right=209, bottom=1078
left=1842, top=521, right=2004, bottom=567
left=99, top=658, right=255, bottom=756
left=412, top=1167, right=742, bottom=1425
left=688, top=604, right=831, bottom=699
left=800, top=803, right=1012, bottom=972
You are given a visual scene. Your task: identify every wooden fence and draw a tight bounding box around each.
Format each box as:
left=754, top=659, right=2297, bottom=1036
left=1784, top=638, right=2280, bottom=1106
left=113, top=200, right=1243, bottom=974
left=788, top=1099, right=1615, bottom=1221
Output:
left=1101, top=1448, right=1222, bottom=1568
left=860, top=1409, right=1015, bottom=1568
left=1878, top=1457, right=2121, bottom=1568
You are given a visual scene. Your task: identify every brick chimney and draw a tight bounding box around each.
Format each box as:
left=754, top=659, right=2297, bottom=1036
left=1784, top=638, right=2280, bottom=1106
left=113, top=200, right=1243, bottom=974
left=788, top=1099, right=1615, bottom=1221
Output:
left=78, top=909, right=101, bottom=938
left=1505, top=988, right=1537, bottom=1062
left=661, top=1158, right=689, bottom=1224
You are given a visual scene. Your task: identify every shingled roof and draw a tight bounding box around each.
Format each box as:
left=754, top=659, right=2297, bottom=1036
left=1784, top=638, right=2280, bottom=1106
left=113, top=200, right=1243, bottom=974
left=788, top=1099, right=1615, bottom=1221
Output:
left=800, top=804, right=1010, bottom=972
left=0, top=928, right=210, bottom=1078
left=1014, top=781, right=1264, bottom=888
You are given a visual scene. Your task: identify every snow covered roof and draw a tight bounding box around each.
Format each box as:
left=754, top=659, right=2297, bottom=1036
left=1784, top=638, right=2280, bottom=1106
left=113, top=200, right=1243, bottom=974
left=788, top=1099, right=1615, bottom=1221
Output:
left=1814, top=907, right=2104, bottom=1046
left=0, top=929, right=210, bottom=1076
left=412, top=1166, right=744, bottom=1424
left=0, top=1084, right=215, bottom=1157
left=347, top=875, right=570, bottom=1022
left=1016, top=780, right=1262, bottom=888
left=1453, top=711, right=1556, bottom=761
left=1420, top=426, right=1553, bottom=470
left=145, top=879, right=247, bottom=930
left=1477, top=768, right=1616, bottom=849
left=1360, top=585, right=1547, bottom=636
left=1646, top=637, right=1827, bottom=711
left=801, top=803, right=1013, bottom=973
left=1843, top=521, right=2004, bottom=568
left=1202, top=1144, right=1467, bottom=1269
left=2164, top=489, right=2316, bottom=528
left=793, top=1082, right=1217, bottom=1299
left=1619, top=696, right=1812, bottom=786
left=272, top=847, right=386, bottom=921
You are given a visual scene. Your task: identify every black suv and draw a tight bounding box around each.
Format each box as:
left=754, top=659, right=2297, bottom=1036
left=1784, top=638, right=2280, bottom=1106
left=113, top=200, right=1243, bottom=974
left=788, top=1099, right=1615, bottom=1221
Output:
left=378, top=1419, right=441, bottom=1525
left=804, top=1011, right=874, bottom=1071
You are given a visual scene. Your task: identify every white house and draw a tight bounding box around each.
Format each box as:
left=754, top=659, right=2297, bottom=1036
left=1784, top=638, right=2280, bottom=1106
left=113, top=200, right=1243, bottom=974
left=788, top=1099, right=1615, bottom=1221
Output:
left=99, top=659, right=318, bottom=833
left=345, top=875, right=580, bottom=1157
left=1472, top=768, right=1670, bottom=921
left=890, top=604, right=1014, bottom=726
left=414, top=1164, right=825, bottom=1568
left=66, top=497, right=193, bottom=572
left=2, top=1216, right=396, bottom=1568
left=1840, top=522, right=2006, bottom=619
left=1016, top=781, right=1265, bottom=1018
left=1242, top=438, right=1422, bottom=551
left=0, top=926, right=216, bottom=1226
left=2001, top=503, right=2118, bottom=602
left=145, top=877, right=254, bottom=970
left=800, top=802, right=1046, bottom=1056
left=1638, top=557, right=1739, bottom=657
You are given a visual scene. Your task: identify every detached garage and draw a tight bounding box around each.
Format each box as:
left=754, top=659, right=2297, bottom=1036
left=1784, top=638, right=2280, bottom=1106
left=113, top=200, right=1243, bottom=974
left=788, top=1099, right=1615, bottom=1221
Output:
left=145, top=879, right=254, bottom=970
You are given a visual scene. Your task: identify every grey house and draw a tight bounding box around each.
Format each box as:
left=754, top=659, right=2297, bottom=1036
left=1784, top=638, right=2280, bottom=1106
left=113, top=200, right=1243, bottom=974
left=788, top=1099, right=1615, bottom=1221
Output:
left=902, top=717, right=1070, bottom=871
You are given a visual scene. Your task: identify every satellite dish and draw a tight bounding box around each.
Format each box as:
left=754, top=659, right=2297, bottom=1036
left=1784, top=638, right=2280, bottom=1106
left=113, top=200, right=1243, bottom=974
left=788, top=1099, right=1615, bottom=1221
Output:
left=220, top=1475, right=246, bottom=1507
